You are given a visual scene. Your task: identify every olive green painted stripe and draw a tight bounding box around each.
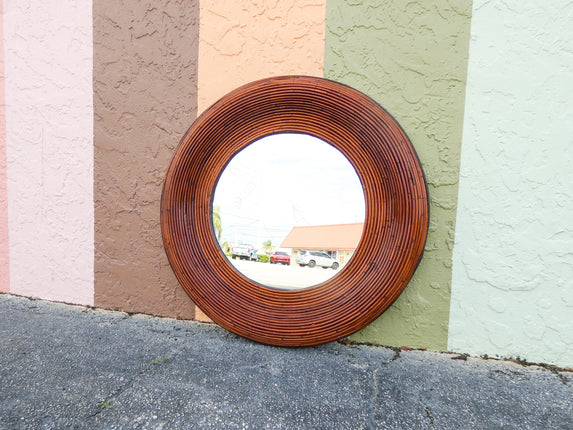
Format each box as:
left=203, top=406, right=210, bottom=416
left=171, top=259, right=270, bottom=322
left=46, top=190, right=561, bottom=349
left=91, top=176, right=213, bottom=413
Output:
left=324, top=0, right=473, bottom=350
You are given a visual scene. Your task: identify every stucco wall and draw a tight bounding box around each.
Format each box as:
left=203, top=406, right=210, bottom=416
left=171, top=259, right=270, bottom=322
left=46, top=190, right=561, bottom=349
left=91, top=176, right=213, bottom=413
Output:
left=325, top=0, right=472, bottom=350
left=194, top=0, right=326, bottom=321
left=0, top=0, right=8, bottom=293
left=0, top=0, right=571, bottom=366
left=199, top=0, right=326, bottom=112
left=449, top=0, right=573, bottom=367
left=93, top=0, right=199, bottom=318
left=197, top=0, right=326, bottom=114
left=4, top=0, right=93, bottom=304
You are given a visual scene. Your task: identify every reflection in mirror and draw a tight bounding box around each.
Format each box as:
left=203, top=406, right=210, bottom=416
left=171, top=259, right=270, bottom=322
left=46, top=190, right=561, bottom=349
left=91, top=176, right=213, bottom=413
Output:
left=213, top=133, right=365, bottom=290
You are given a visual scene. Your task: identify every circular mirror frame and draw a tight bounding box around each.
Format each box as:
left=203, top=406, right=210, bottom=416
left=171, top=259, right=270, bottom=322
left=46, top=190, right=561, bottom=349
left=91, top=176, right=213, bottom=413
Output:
left=161, top=76, right=429, bottom=347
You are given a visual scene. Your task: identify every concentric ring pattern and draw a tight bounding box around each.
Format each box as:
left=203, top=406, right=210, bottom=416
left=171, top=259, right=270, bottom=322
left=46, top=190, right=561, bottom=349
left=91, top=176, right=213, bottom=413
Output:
left=161, top=76, right=428, bottom=346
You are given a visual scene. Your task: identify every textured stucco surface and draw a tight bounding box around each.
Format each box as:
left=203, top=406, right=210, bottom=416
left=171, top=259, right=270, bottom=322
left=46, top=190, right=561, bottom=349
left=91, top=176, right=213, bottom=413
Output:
left=197, top=0, right=326, bottom=113
left=325, top=0, right=472, bottom=350
left=4, top=0, right=94, bottom=304
left=0, top=0, right=570, bottom=367
left=0, top=0, right=8, bottom=293
left=194, top=0, right=326, bottom=321
left=449, top=0, right=573, bottom=367
left=93, top=0, right=199, bottom=318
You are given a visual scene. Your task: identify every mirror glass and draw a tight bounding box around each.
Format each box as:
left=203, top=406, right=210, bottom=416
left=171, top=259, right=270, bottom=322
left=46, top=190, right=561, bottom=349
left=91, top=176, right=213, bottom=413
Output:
left=213, top=133, right=365, bottom=290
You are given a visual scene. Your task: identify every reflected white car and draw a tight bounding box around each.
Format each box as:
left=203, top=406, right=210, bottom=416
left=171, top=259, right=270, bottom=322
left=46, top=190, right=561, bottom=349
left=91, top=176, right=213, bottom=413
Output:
left=296, top=250, right=339, bottom=270
left=231, top=244, right=258, bottom=261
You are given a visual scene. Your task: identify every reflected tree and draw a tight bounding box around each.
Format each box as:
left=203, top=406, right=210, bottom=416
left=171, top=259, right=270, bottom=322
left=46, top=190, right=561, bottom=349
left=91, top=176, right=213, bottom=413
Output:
left=262, top=239, right=274, bottom=255
left=212, top=205, right=222, bottom=242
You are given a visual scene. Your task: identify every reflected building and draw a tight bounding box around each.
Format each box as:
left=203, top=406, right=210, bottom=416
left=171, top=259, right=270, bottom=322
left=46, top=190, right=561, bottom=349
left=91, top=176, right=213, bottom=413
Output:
left=281, top=222, right=364, bottom=267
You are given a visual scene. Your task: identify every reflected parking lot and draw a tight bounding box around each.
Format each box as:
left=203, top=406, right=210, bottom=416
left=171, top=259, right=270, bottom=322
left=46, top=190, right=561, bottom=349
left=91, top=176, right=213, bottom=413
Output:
left=228, top=259, right=338, bottom=290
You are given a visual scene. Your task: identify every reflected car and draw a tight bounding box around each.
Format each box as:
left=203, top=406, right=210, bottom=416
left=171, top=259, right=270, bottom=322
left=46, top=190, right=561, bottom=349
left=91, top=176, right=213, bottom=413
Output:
left=296, top=250, right=339, bottom=269
left=231, top=244, right=258, bottom=261
left=270, top=251, right=291, bottom=265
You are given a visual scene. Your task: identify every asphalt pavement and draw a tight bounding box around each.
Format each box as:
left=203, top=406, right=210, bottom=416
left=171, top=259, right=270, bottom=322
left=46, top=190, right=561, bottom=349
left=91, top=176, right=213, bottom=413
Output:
left=0, top=293, right=571, bottom=429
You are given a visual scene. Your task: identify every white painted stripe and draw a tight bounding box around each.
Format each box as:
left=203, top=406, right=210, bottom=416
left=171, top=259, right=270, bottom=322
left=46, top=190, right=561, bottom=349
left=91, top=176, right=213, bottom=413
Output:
left=450, top=0, right=573, bottom=367
left=4, top=0, right=93, bottom=304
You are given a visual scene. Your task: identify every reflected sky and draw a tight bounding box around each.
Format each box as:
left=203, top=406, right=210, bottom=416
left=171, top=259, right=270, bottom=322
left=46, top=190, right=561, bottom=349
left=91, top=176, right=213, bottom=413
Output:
left=213, top=133, right=365, bottom=249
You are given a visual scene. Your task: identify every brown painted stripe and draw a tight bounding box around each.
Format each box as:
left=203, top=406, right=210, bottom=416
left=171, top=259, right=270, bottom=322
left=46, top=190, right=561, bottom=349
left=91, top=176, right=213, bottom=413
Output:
left=93, top=0, right=200, bottom=318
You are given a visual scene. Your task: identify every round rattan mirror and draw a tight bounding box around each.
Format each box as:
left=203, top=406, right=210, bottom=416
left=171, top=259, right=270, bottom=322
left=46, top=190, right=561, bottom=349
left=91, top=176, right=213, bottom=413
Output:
left=212, top=132, right=366, bottom=290
left=161, top=76, right=428, bottom=347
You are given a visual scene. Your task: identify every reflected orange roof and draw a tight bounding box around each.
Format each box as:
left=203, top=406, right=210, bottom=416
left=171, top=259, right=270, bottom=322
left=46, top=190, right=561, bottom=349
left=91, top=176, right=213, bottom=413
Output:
left=280, top=223, right=364, bottom=250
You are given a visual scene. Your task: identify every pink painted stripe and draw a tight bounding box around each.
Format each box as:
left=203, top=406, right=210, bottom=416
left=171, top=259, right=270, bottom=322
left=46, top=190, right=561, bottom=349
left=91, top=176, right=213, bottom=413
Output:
left=4, top=0, right=93, bottom=304
left=0, top=0, right=8, bottom=293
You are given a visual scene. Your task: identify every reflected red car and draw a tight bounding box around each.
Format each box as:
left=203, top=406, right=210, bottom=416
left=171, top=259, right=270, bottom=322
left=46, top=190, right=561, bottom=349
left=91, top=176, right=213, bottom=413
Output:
left=270, top=251, right=291, bottom=265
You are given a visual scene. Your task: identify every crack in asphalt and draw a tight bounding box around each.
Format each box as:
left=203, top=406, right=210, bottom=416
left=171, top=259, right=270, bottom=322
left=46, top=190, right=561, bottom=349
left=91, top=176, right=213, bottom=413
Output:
left=88, top=367, right=146, bottom=419
left=84, top=327, right=183, bottom=421
left=367, top=348, right=402, bottom=429
left=87, top=354, right=176, bottom=421
left=425, top=406, right=436, bottom=429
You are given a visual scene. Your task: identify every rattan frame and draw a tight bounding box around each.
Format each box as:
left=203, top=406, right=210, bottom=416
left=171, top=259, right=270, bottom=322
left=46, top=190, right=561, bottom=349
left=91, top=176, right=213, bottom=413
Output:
left=161, top=76, right=428, bottom=346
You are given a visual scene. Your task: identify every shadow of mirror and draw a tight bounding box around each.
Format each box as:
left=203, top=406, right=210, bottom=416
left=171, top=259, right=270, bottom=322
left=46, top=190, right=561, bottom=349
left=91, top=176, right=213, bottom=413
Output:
left=213, top=133, right=365, bottom=290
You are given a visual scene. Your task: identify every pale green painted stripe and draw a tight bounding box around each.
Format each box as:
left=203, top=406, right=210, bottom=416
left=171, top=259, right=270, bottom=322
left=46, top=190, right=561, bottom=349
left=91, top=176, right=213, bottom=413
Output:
left=324, top=0, right=472, bottom=350
left=449, top=0, right=573, bottom=367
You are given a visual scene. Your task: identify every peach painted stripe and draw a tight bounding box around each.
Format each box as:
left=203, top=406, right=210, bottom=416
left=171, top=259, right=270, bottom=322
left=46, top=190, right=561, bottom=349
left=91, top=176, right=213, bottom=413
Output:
left=194, top=0, right=326, bottom=321
left=0, top=0, right=8, bottom=293
left=197, top=0, right=326, bottom=114
left=3, top=0, right=93, bottom=304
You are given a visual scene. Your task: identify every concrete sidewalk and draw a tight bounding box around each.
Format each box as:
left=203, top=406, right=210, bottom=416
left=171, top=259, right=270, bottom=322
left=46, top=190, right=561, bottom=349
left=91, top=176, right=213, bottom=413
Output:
left=0, top=294, right=571, bottom=430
